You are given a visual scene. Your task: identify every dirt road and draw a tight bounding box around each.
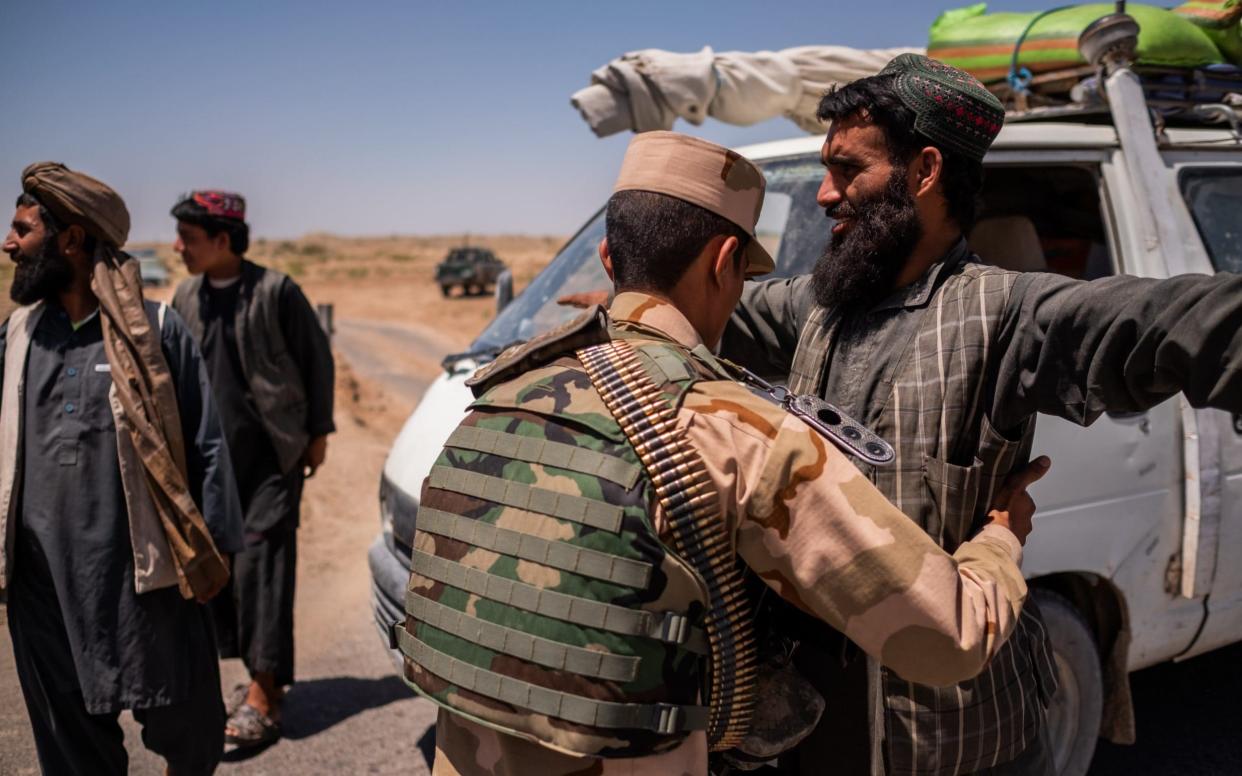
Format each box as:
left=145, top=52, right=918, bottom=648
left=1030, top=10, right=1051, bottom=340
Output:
left=333, top=319, right=451, bottom=408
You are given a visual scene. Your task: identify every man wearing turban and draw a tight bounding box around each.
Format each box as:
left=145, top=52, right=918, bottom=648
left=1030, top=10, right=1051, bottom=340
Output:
left=1, top=162, right=243, bottom=773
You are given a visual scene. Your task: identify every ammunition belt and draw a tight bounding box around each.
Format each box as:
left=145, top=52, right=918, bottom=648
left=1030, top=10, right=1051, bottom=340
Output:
left=578, top=339, right=757, bottom=751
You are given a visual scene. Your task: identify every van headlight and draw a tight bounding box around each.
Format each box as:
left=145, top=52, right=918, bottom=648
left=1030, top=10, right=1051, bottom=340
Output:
left=378, top=472, right=419, bottom=548
left=378, top=474, right=396, bottom=534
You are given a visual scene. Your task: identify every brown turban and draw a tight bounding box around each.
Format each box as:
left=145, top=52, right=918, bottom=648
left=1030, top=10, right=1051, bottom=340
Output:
left=21, top=161, right=131, bottom=248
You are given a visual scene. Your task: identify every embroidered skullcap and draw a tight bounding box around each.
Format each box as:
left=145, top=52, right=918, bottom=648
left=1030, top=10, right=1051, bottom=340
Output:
left=878, top=54, right=1005, bottom=162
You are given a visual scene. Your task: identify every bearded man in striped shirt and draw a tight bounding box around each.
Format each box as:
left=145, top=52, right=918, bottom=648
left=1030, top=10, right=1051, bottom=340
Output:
left=724, top=53, right=1242, bottom=776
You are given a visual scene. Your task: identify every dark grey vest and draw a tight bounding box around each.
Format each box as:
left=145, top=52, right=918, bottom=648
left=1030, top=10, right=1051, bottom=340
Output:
left=173, top=261, right=309, bottom=473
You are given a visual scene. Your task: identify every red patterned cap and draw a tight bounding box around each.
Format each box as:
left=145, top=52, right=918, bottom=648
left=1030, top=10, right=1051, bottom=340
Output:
left=191, top=190, right=246, bottom=221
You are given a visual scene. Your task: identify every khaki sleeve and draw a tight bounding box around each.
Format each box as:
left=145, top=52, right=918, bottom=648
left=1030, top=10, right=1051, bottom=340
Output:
left=680, top=381, right=1028, bottom=687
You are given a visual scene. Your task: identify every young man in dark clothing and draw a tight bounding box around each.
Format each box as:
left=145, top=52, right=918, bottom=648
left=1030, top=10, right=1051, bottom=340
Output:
left=171, top=191, right=335, bottom=748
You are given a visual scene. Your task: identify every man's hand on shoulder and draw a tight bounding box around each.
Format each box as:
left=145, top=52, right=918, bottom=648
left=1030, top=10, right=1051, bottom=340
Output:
left=985, top=455, right=1051, bottom=546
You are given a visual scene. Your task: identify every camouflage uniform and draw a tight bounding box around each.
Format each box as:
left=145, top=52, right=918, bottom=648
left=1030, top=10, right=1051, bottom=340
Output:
left=403, top=292, right=1030, bottom=776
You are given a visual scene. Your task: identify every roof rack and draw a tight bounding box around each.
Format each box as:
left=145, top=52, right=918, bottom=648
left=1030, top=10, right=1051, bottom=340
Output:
left=993, top=64, right=1242, bottom=135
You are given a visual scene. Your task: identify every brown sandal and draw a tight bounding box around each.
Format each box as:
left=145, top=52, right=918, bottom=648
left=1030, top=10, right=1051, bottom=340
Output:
left=225, top=702, right=281, bottom=748
left=225, top=683, right=249, bottom=716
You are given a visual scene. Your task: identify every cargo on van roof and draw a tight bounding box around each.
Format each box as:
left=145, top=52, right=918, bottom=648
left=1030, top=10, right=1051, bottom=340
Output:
left=571, top=7, right=1241, bottom=138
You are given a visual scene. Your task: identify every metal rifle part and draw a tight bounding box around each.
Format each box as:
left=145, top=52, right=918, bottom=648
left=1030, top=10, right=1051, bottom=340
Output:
left=717, top=359, right=895, bottom=467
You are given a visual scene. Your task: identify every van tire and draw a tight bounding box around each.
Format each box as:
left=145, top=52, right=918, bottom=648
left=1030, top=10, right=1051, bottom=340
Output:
left=1035, top=588, right=1103, bottom=776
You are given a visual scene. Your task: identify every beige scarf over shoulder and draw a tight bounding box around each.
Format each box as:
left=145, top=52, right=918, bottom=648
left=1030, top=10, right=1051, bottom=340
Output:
left=22, top=161, right=229, bottom=601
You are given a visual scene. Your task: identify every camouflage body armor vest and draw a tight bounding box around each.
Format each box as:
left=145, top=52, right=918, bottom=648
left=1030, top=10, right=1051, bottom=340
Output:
left=395, top=310, right=755, bottom=758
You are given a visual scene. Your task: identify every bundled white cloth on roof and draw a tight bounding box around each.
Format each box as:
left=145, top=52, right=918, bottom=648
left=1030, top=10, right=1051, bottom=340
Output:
left=571, top=45, right=925, bottom=137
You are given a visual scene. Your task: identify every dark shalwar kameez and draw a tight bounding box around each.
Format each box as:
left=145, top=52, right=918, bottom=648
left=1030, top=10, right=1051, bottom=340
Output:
left=199, top=278, right=331, bottom=687
left=1, top=303, right=243, bottom=775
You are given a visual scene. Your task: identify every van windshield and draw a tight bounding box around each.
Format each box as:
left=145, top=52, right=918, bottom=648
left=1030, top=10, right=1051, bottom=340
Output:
left=471, top=154, right=828, bottom=353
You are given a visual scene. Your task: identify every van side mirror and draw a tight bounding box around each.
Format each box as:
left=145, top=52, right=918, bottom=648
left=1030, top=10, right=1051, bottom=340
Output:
left=494, top=269, right=514, bottom=314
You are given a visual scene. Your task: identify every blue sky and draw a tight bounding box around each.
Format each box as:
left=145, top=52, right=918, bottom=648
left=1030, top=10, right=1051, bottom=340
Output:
left=2, top=0, right=1038, bottom=241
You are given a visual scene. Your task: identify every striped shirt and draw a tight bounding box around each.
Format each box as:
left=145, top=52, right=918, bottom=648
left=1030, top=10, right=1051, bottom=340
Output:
left=786, top=243, right=1056, bottom=774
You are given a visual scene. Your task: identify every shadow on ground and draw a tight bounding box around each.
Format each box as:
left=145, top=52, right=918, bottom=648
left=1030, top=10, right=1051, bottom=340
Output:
left=418, top=725, right=436, bottom=770
left=221, top=674, right=413, bottom=762
left=282, top=675, right=412, bottom=740
left=1090, top=641, right=1242, bottom=774
left=265, top=675, right=413, bottom=737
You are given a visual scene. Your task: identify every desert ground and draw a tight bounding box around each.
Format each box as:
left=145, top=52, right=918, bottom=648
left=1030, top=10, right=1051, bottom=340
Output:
left=3, top=236, right=1242, bottom=773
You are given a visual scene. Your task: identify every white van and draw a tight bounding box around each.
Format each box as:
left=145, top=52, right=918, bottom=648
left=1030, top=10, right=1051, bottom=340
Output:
left=370, top=95, right=1242, bottom=776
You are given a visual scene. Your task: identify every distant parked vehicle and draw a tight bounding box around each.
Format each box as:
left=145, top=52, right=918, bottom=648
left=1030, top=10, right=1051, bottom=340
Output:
left=131, top=249, right=170, bottom=287
left=434, top=247, right=505, bottom=297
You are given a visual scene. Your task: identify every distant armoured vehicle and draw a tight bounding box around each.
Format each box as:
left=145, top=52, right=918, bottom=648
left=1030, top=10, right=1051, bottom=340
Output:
left=434, top=246, right=505, bottom=297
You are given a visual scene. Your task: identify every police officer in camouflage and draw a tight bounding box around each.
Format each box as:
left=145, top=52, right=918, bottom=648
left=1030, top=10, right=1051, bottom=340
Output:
left=394, top=131, right=1049, bottom=776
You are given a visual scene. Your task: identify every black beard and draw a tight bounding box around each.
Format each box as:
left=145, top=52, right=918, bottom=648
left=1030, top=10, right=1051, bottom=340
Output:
left=811, top=167, right=923, bottom=312
left=9, top=234, right=73, bottom=305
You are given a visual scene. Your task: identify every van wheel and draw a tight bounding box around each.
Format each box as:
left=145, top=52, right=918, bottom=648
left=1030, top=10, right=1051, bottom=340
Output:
left=1035, top=589, right=1103, bottom=776
left=440, top=284, right=451, bottom=297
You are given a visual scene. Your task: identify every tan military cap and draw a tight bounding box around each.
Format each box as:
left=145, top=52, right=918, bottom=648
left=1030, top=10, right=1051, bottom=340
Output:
left=614, top=131, right=774, bottom=277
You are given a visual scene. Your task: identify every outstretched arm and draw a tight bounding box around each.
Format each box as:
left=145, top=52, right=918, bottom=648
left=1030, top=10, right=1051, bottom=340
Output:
left=991, top=271, right=1242, bottom=430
